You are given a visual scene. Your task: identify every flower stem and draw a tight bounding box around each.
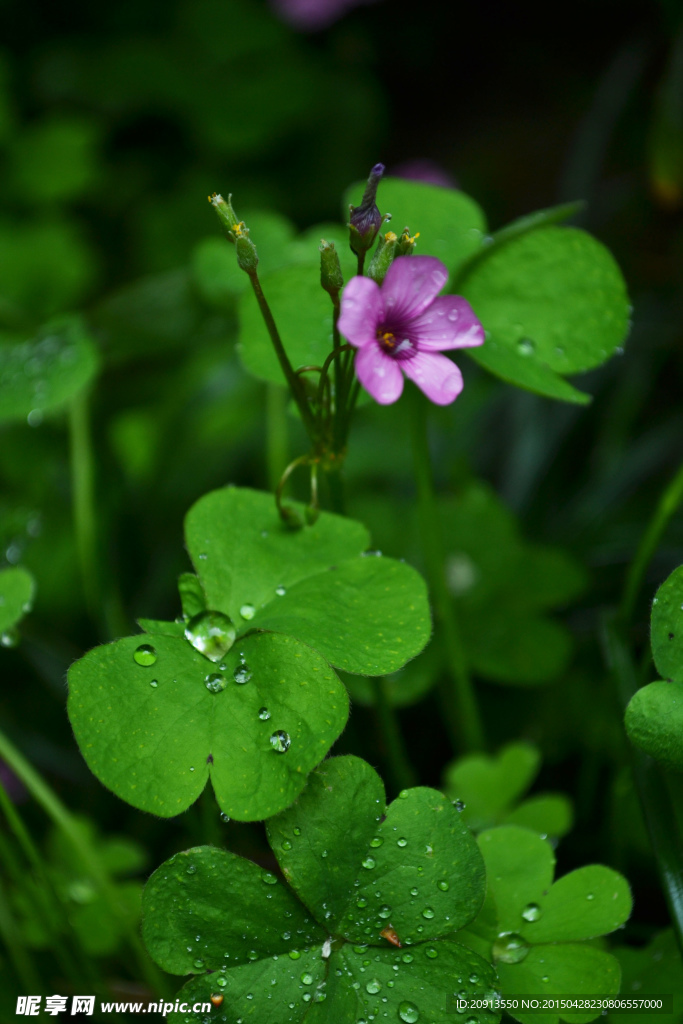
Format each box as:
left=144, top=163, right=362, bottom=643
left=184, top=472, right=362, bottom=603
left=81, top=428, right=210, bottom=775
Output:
left=266, top=384, right=289, bottom=491
left=601, top=612, right=683, bottom=957
left=0, top=728, right=172, bottom=997
left=69, top=390, right=98, bottom=617
left=408, top=387, right=485, bottom=753
left=246, top=270, right=318, bottom=440
left=619, top=460, right=683, bottom=624
left=370, top=678, right=417, bottom=793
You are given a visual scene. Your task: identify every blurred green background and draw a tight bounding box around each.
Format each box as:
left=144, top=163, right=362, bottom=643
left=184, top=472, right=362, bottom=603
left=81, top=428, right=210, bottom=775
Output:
left=1, top=0, right=683, bottom=1011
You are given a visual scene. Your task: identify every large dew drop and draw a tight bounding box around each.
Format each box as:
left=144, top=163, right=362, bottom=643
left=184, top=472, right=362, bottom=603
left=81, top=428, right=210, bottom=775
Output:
left=398, top=1001, right=419, bottom=1022
left=492, top=931, right=530, bottom=964
left=206, top=673, right=227, bottom=693
left=521, top=902, right=542, bottom=922
left=185, top=611, right=236, bottom=662
left=234, top=663, right=253, bottom=684
left=270, top=730, right=291, bottom=753
left=133, top=643, right=157, bottom=666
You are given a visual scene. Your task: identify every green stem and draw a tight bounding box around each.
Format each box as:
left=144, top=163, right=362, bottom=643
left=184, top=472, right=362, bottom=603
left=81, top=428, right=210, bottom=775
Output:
left=0, top=871, right=41, bottom=993
left=0, top=728, right=172, bottom=997
left=266, top=385, right=289, bottom=492
left=0, top=781, right=94, bottom=988
left=408, top=388, right=485, bottom=753
left=601, top=612, right=683, bottom=957
left=370, top=678, right=417, bottom=793
left=619, top=460, right=683, bottom=624
left=69, top=390, right=98, bottom=616
left=247, top=270, right=318, bottom=440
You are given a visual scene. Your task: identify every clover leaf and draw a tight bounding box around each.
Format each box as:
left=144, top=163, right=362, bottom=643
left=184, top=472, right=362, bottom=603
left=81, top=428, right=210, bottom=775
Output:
left=443, top=743, right=573, bottom=838
left=456, top=826, right=631, bottom=1024
left=625, top=565, right=683, bottom=769
left=68, top=488, right=430, bottom=820
left=0, top=316, right=99, bottom=425
left=142, top=756, right=500, bottom=1024
left=0, top=566, right=35, bottom=638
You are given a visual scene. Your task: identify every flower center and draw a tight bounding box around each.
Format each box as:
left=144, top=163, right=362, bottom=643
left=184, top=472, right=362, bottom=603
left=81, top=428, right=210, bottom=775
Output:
left=377, top=329, right=414, bottom=360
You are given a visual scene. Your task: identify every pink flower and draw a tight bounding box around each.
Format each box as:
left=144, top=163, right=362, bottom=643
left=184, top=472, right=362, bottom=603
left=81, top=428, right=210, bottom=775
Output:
left=338, top=255, right=484, bottom=405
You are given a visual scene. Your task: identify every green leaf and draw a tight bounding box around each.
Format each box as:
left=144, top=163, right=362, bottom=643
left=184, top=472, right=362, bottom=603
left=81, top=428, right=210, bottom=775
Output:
left=137, top=617, right=185, bottom=638
left=67, top=630, right=348, bottom=821
left=0, top=317, right=99, bottom=425
left=503, top=795, right=573, bottom=838
left=178, top=573, right=206, bottom=620
left=238, top=261, right=331, bottom=385
left=443, top=743, right=542, bottom=832
left=462, top=610, right=572, bottom=686
left=340, top=641, right=441, bottom=708
left=9, top=116, right=100, bottom=204
left=344, top=176, right=488, bottom=279
left=625, top=681, right=683, bottom=770
left=0, top=221, right=97, bottom=319
left=143, top=757, right=499, bottom=1024
left=650, top=565, right=683, bottom=681
left=0, top=566, right=35, bottom=634
left=457, top=826, right=631, bottom=1024
left=468, top=335, right=592, bottom=405
left=459, top=226, right=630, bottom=401
left=186, top=486, right=431, bottom=675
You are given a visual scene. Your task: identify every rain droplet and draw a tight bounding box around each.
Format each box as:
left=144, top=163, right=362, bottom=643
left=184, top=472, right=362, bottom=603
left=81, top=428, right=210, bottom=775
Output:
left=401, top=952, right=413, bottom=963
left=410, top=887, right=419, bottom=896
left=453, top=799, right=465, bottom=811
left=586, top=893, right=595, bottom=901
left=301, top=972, right=313, bottom=985
left=425, top=947, right=438, bottom=959
left=282, top=840, right=292, bottom=851
left=362, top=856, right=376, bottom=870
left=150, top=679, right=158, bottom=688
left=398, top=1001, right=419, bottom=1022
left=517, top=337, right=535, bottom=356
left=370, top=837, right=383, bottom=848
left=288, top=949, right=301, bottom=960
left=293, top=827, right=301, bottom=836
left=422, top=907, right=435, bottom=919
left=234, top=663, right=252, bottom=684
left=185, top=611, right=236, bottom=662
left=258, top=707, right=271, bottom=720
left=492, top=932, right=530, bottom=964
left=1, top=628, right=19, bottom=649
left=356, top=897, right=368, bottom=908
left=216, top=977, right=227, bottom=988
left=270, top=730, right=291, bottom=753
left=261, top=871, right=278, bottom=885
left=247, top=950, right=258, bottom=961
left=133, top=643, right=157, bottom=666
left=397, top=837, right=408, bottom=848
left=469, top=973, right=478, bottom=983
left=206, top=673, right=227, bottom=693
left=240, top=603, right=255, bottom=620
left=398, top=790, right=409, bottom=799
left=521, top=902, right=542, bottom=922
left=437, top=880, right=449, bottom=891
left=220, top=813, right=230, bottom=823
left=193, top=959, right=204, bottom=969
left=365, top=979, right=382, bottom=995
left=378, top=905, right=391, bottom=919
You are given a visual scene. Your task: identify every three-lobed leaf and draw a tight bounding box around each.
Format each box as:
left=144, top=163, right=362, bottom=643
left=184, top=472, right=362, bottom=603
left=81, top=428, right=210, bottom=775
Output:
left=142, top=756, right=499, bottom=1024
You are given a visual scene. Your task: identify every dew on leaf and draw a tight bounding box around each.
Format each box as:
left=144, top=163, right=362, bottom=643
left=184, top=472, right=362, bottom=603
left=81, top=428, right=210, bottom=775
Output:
left=469, top=973, right=478, bottom=984
left=378, top=905, right=391, bottom=919
left=220, top=813, right=230, bottom=823
left=185, top=610, right=236, bottom=661
left=521, top=902, right=542, bottom=922
left=240, top=603, right=256, bottom=620
left=366, top=979, right=382, bottom=994
left=492, top=932, right=530, bottom=964
left=216, top=977, right=227, bottom=988
left=437, top=880, right=449, bottom=891
left=186, top=865, right=197, bottom=875
left=301, top=972, right=313, bottom=985
left=270, top=730, right=291, bottom=753
left=258, top=707, right=271, bottom=720
left=133, top=643, right=157, bottom=666
left=275, top=585, right=287, bottom=596
left=193, top=958, right=204, bottom=969
left=288, top=949, right=301, bottom=960
left=401, top=953, right=413, bottom=963
left=586, top=893, right=595, bottom=901
left=261, top=871, right=278, bottom=885
left=517, top=337, right=535, bottom=356
left=398, top=1001, right=419, bottom=1022
left=362, top=856, right=376, bottom=869
left=150, top=679, right=158, bottom=688
left=234, top=663, right=252, bottom=684
left=422, top=907, right=435, bottom=919
left=424, top=946, right=438, bottom=958
left=206, top=673, right=227, bottom=693
left=370, top=837, right=383, bottom=848
left=397, top=837, right=408, bottom=847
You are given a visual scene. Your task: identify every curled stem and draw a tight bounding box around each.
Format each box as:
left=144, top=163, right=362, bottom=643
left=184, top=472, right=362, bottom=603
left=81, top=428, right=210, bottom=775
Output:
left=276, top=454, right=311, bottom=523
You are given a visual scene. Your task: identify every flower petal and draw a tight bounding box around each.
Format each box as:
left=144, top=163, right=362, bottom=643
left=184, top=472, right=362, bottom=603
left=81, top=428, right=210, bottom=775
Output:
left=402, top=351, right=463, bottom=405
left=338, top=276, right=383, bottom=348
left=411, top=296, right=485, bottom=351
left=355, top=343, right=404, bottom=404
left=381, top=256, right=449, bottom=321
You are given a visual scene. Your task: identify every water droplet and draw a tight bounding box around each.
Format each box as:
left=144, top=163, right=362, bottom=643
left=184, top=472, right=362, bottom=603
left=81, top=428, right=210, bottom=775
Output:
left=234, top=663, right=253, bottom=684
left=370, top=836, right=383, bottom=848
left=185, top=610, right=236, bottom=662
left=288, top=949, right=301, bottom=960
left=258, top=707, right=271, bottom=720
left=206, top=673, right=227, bottom=693
left=398, top=789, right=409, bottom=799
left=240, top=603, right=255, bottom=620
left=397, top=837, right=407, bottom=848
left=301, top=972, right=313, bottom=985
left=517, top=337, right=535, bottom=356
left=362, top=856, right=376, bottom=870
left=453, top=799, right=465, bottom=811
left=469, top=973, right=478, bottom=983
left=270, top=730, right=291, bottom=753
left=398, top=1001, right=419, bottom=1022
left=357, top=897, right=368, bottom=908
left=275, top=585, right=287, bottom=597
left=365, top=979, right=382, bottom=995
left=220, top=813, right=230, bottom=823
left=261, top=871, right=278, bottom=885
left=133, top=643, right=157, bottom=666
left=521, top=902, right=542, bottom=922
left=282, top=840, right=292, bottom=851
left=193, top=958, right=204, bottom=969
left=422, top=907, right=435, bottom=919
left=425, top=946, right=438, bottom=959
left=1, top=628, right=18, bottom=648
left=401, top=952, right=413, bottom=963
left=378, top=905, right=391, bottom=919
left=586, top=893, right=595, bottom=901
left=247, top=950, right=258, bottom=961
left=437, top=880, right=449, bottom=891
left=492, top=932, right=530, bottom=964
left=150, top=679, right=158, bottom=688
left=466, top=1016, right=478, bottom=1024
left=216, top=977, right=227, bottom=988
left=293, top=827, right=301, bottom=836
left=189, top=766, right=195, bottom=772
left=410, top=887, right=419, bottom=896
left=186, top=865, right=197, bottom=875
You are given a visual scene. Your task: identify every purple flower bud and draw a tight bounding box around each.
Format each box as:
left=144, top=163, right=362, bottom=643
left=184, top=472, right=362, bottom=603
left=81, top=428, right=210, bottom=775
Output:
left=348, top=163, right=385, bottom=255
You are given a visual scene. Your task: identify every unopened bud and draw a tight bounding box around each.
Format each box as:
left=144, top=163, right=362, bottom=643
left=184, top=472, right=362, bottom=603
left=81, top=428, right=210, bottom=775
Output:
left=348, top=163, right=385, bottom=256
left=208, top=193, right=242, bottom=242
left=319, top=239, right=344, bottom=298
left=396, top=227, right=420, bottom=256
left=367, top=231, right=398, bottom=284
left=235, top=230, right=259, bottom=274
